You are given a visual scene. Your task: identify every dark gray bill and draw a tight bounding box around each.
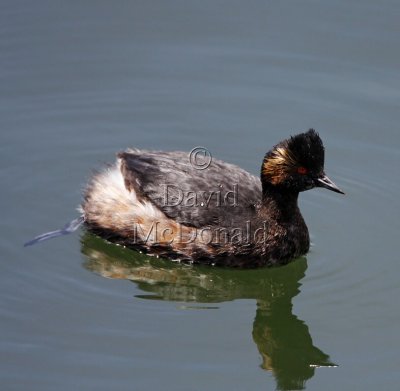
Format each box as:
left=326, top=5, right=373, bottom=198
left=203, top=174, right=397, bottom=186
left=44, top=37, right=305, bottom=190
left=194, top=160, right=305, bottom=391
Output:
left=316, top=174, right=345, bottom=194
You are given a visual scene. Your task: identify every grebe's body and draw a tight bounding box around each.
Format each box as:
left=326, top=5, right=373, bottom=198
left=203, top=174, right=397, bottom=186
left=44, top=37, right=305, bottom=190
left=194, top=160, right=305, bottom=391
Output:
left=82, top=130, right=343, bottom=267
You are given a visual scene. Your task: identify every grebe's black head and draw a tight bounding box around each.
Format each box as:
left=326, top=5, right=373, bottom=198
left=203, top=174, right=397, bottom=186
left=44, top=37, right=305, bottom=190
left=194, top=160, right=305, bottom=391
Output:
left=261, top=129, right=344, bottom=195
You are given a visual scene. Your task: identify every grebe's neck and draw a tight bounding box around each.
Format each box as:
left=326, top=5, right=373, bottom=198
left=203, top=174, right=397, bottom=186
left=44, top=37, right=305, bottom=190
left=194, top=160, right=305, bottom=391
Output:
left=260, top=183, right=300, bottom=221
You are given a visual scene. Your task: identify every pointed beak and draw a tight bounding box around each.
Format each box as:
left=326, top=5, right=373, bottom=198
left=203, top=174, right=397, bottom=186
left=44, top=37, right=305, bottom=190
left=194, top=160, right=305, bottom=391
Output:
left=316, top=174, right=345, bottom=194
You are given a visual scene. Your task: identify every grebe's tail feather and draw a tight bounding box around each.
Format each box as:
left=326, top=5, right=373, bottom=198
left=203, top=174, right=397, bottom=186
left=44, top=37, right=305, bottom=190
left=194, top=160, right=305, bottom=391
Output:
left=24, top=215, right=85, bottom=247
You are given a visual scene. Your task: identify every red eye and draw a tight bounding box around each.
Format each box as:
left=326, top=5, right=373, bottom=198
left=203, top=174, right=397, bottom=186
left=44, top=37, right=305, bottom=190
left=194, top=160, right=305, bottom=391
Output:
left=297, top=166, right=307, bottom=175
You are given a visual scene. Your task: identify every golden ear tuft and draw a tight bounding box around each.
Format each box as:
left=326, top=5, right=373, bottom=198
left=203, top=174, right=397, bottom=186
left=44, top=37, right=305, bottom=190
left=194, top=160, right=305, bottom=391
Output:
left=262, top=146, right=297, bottom=184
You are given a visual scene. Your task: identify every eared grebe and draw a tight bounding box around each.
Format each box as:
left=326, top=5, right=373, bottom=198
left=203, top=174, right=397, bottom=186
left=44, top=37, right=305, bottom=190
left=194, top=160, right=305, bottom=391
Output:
left=81, top=129, right=343, bottom=267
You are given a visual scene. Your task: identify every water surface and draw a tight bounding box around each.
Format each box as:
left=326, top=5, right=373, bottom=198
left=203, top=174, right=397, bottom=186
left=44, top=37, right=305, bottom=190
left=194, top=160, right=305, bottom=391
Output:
left=1, top=1, right=400, bottom=390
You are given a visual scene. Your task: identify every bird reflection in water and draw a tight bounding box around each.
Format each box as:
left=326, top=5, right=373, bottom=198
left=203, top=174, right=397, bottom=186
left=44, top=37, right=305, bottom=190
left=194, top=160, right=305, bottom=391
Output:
left=82, top=233, right=336, bottom=390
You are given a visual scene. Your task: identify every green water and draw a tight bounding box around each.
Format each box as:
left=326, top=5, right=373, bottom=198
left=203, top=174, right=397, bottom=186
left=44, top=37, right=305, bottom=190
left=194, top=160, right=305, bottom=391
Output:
left=1, top=1, right=400, bottom=390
